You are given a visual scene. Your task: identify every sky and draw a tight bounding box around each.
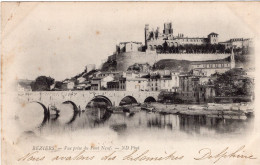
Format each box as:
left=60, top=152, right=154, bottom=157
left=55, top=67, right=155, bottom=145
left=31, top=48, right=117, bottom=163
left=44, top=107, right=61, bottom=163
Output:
left=2, top=2, right=256, bottom=81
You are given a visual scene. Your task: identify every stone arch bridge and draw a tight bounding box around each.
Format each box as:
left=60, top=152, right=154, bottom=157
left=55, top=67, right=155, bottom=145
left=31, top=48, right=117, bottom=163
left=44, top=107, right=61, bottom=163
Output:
left=18, top=91, right=160, bottom=111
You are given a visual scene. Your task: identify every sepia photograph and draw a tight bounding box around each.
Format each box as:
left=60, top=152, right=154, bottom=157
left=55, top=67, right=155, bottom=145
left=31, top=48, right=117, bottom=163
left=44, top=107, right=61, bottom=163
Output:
left=1, top=2, right=260, bottom=165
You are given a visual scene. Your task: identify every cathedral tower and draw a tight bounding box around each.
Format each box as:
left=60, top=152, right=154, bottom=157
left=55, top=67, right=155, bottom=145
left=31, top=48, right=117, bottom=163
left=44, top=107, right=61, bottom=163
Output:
left=144, top=24, right=150, bottom=47
left=163, top=22, right=173, bottom=35
left=230, top=48, right=235, bottom=69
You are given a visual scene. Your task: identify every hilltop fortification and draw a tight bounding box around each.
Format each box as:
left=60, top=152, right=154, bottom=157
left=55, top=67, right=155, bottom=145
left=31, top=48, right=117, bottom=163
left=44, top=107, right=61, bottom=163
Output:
left=105, top=22, right=253, bottom=71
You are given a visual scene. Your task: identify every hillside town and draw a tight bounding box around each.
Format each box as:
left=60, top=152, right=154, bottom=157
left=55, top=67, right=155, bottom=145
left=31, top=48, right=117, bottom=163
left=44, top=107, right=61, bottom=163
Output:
left=18, top=22, right=255, bottom=104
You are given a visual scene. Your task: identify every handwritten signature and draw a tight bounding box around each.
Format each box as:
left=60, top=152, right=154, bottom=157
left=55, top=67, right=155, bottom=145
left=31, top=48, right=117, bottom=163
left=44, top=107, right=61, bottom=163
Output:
left=194, top=145, right=257, bottom=163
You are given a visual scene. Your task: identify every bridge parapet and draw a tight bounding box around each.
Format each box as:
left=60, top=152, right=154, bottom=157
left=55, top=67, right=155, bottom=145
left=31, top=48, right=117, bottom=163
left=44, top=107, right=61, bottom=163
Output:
left=18, top=90, right=160, bottom=109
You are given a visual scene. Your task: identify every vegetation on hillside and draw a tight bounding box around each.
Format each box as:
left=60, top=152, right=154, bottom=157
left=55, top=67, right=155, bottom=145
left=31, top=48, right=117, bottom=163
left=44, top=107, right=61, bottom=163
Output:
left=127, top=63, right=151, bottom=72
left=153, top=59, right=191, bottom=71
left=101, top=60, right=117, bottom=71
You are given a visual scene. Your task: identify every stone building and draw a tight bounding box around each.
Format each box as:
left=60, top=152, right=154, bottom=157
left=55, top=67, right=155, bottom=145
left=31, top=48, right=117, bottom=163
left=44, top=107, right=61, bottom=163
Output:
left=178, top=72, right=216, bottom=103
left=95, top=71, right=120, bottom=78
left=107, top=81, right=119, bottom=91
left=119, top=77, right=126, bottom=90
left=160, top=76, right=172, bottom=92
left=178, top=72, right=200, bottom=103
left=148, top=74, right=161, bottom=91
left=196, top=83, right=216, bottom=103
left=144, top=22, right=219, bottom=50
left=117, top=41, right=143, bottom=53
left=126, top=78, right=148, bottom=92
left=101, top=76, right=114, bottom=89
left=107, top=77, right=126, bottom=91
left=219, top=38, right=253, bottom=49
left=91, top=77, right=102, bottom=90
left=62, top=79, right=76, bottom=90
left=190, top=49, right=235, bottom=76
left=158, top=71, right=179, bottom=92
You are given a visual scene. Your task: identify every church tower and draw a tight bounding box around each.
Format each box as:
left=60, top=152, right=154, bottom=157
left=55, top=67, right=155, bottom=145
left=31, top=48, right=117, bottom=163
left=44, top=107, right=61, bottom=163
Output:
left=144, top=24, right=150, bottom=47
left=208, top=32, right=219, bottom=44
left=230, top=48, right=235, bottom=69
left=163, top=22, right=173, bottom=35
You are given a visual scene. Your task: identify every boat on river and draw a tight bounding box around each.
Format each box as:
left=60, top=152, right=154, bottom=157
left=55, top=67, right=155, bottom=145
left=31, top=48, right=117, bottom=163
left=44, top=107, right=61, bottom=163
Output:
left=49, top=105, right=60, bottom=115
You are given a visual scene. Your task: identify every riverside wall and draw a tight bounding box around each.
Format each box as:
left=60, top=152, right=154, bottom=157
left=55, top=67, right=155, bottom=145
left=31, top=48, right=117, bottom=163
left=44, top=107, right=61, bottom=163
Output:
left=116, top=51, right=231, bottom=71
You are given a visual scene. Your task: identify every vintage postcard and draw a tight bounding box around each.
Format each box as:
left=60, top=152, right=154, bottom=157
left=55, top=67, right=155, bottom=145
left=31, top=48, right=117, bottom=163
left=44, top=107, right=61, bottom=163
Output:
left=1, top=2, right=260, bottom=165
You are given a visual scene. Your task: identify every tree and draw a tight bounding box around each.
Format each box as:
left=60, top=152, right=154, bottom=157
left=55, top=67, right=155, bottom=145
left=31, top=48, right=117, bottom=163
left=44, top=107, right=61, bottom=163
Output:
left=31, top=76, right=55, bottom=91
left=156, top=45, right=163, bottom=53
left=213, top=68, right=253, bottom=97
left=54, top=81, right=63, bottom=90
left=163, top=41, right=168, bottom=53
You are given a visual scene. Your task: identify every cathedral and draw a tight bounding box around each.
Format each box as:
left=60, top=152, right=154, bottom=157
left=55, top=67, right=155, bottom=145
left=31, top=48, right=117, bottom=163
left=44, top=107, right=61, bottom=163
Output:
left=145, top=22, right=219, bottom=50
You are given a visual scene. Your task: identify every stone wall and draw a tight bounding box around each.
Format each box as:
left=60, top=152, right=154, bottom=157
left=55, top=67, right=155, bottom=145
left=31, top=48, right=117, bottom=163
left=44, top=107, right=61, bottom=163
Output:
left=116, top=51, right=231, bottom=71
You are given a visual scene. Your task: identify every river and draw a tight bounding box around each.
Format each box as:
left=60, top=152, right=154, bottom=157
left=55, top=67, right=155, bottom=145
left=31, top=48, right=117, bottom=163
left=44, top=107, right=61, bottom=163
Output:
left=16, top=103, right=254, bottom=141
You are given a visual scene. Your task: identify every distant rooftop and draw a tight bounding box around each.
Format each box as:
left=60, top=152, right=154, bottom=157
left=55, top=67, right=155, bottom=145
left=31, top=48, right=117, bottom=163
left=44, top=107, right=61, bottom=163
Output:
left=119, top=41, right=142, bottom=45
left=208, top=32, right=218, bottom=36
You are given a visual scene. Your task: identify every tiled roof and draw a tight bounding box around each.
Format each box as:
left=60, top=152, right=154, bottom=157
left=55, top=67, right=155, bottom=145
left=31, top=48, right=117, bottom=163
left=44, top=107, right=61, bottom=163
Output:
left=126, top=78, right=148, bottom=81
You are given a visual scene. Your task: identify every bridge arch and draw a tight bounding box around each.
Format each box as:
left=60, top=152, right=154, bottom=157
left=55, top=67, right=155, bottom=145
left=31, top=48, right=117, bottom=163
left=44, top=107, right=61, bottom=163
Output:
left=25, top=101, right=49, bottom=128
left=62, top=101, right=79, bottom=112
left=87, top=95, right=113, bottom=107
left=30, top=101, right=49, bottom=116
left=119, top=96, right=138, bottom=106
left=144, top=96, right=157, bottom=103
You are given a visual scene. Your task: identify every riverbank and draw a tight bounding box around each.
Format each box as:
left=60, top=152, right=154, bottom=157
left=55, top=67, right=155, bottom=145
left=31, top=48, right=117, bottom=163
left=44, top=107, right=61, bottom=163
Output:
left=111, top=102, right=254, bottom=120
left=150, top=103, right=254, bottom=119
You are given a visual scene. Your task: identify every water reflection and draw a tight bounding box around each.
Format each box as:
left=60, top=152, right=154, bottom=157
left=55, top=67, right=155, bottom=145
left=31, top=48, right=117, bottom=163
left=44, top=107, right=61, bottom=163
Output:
left=20, top=104, right=254, bottom=138
left=179, top=114, right=253, bottom=135
left=86, top=107, right=112, bottom=124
